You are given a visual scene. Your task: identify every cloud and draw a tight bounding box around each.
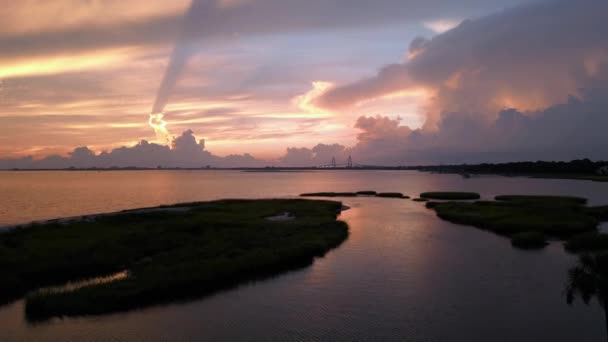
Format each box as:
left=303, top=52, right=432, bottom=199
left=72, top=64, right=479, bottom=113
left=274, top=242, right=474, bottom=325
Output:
left=0, top=0, right=543, bottom=163
left=3, top=0, right=606, bottom=167
left=2, top=80, right=607, bottom=169
left=349, top=116, right=414, bottom=165
left=423, top=18, right=462, bottom=33
left=0, top=0, right=536, bottom=61
left=0, top=130, right=267, bottom=169
left=293, top=81, right=334, bottom=116
left=0, top=127, right=357, bottom=168
left=343, top=81, right=608, bottom=165
left=278, top=143, right=351, bottom=167
left=317, top=0, right=608, bottom=129
left=0, top=1, right=187, bottom=36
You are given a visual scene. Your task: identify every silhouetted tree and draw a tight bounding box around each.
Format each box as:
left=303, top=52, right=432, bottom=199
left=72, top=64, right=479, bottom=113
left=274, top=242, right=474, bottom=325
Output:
left=566, top=253, right=608, bottom=341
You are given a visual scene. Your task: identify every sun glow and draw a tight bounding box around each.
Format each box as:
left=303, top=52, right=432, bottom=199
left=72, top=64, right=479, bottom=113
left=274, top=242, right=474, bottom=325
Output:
left=423, top=19, right=461, bottom=33
left=494, top=92, right=555, bottom=112
left=0, top=49, right=133, bottom=78
left=379, top=89, right=430, bottom=100
left=294, top=81, right=335, bottom=115
left=148, top=113, right=172, bottom=145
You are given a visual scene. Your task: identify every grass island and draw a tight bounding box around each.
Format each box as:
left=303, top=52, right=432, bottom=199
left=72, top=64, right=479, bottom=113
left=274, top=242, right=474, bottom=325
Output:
left=423, top=194, right=608, bottom=250
left=420, top=192, right=481, bottom=200
left=0, top=199, right=348, bottom=321
left=301, top=191, right=409, bottom=199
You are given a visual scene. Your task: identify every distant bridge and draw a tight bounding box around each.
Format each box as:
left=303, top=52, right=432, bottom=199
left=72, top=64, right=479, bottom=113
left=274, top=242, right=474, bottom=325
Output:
left=317, top=163, right=368, bottom=168
left=317, top=155, right=374, bottom=168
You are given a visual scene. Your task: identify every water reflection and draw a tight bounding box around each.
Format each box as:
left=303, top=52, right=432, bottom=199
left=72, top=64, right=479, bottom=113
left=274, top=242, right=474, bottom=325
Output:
left=566, top=254, right=608, bottom=342
left=34, top=271, right=129, bottom=295
left=2, top=170, right=608, bottom=227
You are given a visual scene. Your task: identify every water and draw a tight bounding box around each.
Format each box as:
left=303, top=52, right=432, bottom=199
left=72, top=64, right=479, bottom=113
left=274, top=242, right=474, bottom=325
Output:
left=0, top=170, right=607, bottom=341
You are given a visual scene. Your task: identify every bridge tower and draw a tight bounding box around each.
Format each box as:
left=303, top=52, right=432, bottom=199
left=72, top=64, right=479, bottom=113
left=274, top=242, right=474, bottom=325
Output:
left=347, top=155, right=353, bottom=168
left=331, top=157, right=336, bottom=168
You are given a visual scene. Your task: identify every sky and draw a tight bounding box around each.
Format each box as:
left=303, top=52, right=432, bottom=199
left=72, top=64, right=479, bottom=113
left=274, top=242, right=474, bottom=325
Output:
left=0, top=0, right=607, bottom=168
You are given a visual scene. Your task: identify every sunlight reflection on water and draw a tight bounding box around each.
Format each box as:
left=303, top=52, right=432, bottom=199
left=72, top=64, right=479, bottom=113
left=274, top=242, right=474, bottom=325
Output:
left=34, top=271, right=129, bottom=295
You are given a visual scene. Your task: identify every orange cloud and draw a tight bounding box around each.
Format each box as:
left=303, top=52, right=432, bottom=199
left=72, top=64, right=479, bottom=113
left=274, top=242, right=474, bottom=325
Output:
left=0, top=48, right=136, bottom=78
left=0, top=1, right=188, bottom=35
left=293, top=81, right=335, bottom=116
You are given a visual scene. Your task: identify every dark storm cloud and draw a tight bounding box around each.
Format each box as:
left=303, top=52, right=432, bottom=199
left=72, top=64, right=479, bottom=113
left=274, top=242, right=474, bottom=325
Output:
left=347, top=82, right=608, bottom=165
left=317, top=0, right=608, bottom=122
left=301, top=0, right=608, bottom=164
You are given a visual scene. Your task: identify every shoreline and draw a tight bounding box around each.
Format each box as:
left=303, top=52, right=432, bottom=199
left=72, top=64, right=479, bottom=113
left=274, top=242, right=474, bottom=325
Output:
left=0, top=200, right=353, bottom=232
left=0, top=205, right=197, bottom=232
left=417, top=170, right=608, bottom=183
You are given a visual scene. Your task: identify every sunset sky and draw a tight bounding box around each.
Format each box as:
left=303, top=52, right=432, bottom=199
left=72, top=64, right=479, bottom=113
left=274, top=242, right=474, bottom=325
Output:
left=1, top=0, right=607, bottom=168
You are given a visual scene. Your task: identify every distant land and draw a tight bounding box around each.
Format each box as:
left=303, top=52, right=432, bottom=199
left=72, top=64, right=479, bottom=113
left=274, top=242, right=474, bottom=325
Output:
left=2, top=159, right=608, bottom=182
left=411, top=159, right=608, bottom=182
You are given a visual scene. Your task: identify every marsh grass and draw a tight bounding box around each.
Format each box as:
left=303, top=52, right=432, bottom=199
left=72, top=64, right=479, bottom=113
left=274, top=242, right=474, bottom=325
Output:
left=430, top=199, right=598, bottom=237
left=376, top=192, right=409, bottom=199
left=565, top=233, right=608, bottom=253
left=533, top=174, right=608, bottom=182
left=425, top=201, right=439, bottom=209
left=300, top=191, right=408, bottom=199
left=495, top=195, right=588, bottom=205
left=300, top=192, right=358, bottom=197
left=587, top=206, right=608, bottom=221
left=0, top=199, right=348, bottom=320
left=420, top=192, right=481, bottom=200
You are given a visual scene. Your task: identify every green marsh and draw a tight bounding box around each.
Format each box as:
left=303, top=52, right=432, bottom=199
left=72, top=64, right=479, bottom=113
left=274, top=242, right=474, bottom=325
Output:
left=0, top=199, right=348, bottom=320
